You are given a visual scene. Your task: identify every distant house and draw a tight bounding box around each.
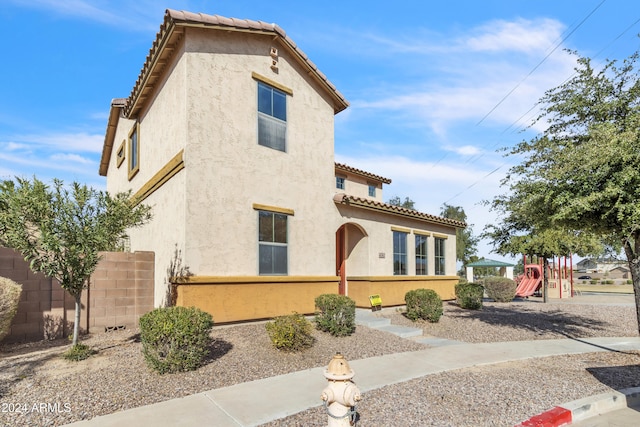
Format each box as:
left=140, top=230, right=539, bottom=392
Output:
left=98, top=9, right=466, bottom=323
left=576, top=258, right=626, bottom=274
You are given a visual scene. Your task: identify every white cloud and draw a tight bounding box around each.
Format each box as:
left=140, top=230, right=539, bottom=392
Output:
left=11, top=132, right=104, bottom=153
left=4, top=142, right=31, bottom=152
left=447, top=145, right=481, bottom=156
left=464, top=18, right=565, bottom=53
left=50, top=153, right=94, bottom=164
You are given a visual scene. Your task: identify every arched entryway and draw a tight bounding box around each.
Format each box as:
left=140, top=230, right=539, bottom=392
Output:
left=335, top=223, right=368, bottom=295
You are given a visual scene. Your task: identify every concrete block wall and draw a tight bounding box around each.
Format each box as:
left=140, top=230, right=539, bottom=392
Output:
left=87, top=251, right=155, bottom=331
left=0, top=247, right=154, bottom=343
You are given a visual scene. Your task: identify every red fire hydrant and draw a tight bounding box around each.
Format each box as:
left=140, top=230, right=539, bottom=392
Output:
left=321, top=353, right=362, bottom=426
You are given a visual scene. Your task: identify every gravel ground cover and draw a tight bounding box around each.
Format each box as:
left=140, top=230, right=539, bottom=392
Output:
left=1, top=296, right=639, bottom=427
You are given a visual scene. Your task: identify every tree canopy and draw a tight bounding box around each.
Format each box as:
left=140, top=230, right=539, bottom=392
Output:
left=485, top=49, right=640, bottom=316
left=0, top=177, right=152, bottom=345
left=440, top=203, right=478, bottom=267
left=387, top=196, right=416, bottom=210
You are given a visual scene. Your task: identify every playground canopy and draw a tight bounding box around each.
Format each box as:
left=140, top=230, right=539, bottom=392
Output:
left=466, top=259, right=515, bottom=282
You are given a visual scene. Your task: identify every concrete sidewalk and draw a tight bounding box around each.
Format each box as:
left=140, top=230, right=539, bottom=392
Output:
left=63, top=336, right=640, bottom=427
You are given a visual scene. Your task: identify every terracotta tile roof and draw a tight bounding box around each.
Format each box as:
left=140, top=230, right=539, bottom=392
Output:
left=124, top=8, right=349, bottom=118
left=333, top=193, right=467, bottom=228
left=335, top=162, right=392, bottom=184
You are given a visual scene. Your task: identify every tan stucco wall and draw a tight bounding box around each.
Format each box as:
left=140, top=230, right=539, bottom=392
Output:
left=181, top=29, right=338, bottom=277
left=335, top=205, right=458, bottom=278
left=336, top=173, right=384, bottom=201
left=347, top=276, right=458, bottom=307
left=175, top=276, right=339, bottom=323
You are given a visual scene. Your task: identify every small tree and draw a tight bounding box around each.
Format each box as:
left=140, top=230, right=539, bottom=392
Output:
left=0, top=177, right=151, bottom=346
left=388, top=196, right=416, bottom=210
left=440, top=204, right=478, bottom=268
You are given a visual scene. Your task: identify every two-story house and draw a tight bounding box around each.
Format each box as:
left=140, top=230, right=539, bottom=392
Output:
left=99, top=9, right=465, bottom=323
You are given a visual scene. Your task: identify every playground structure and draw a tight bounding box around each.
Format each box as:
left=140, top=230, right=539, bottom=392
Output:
left=516, top=255, right=574, bottom=299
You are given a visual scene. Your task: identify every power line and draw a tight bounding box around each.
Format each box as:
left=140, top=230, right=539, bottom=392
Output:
left=476, top=0, right=606, bottom=126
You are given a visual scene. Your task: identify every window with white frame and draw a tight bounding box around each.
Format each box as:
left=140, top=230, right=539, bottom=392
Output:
left=435, top=237, right=446, bottom=275
left=393, top=230, right=408, bottom=275
left=415, top=234, right=428, bottom=275
left=368, top=184, right=376, bottom=197
left=257, top=81, right=287, bottom=152
left=336, top=176, right=345, bottom=190
left=258, top=210, right=288, bottom=275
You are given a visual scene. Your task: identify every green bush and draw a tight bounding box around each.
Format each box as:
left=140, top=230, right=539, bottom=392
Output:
left=455, top=282, right=484, bottom=310
left=405, top=288, right=443, bottom=322
left=482, top=276, right=517, bottom=303
left=266, top=312, right=315, bottom=351
left=627, top=279, right=633, bottom=285
left=314, top=294, right=356, bottom=337
left=590, top=279, right=598, bottom=285
left=62, top=343, right=95, bottom=361
left=0, top=276, right=22, bottom=342
left=139, top=306, right=213, bottom=374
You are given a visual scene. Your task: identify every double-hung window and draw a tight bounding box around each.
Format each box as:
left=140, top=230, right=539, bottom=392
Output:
left=258, top=210, right=288, bottom=275
left=128, top=123, right=140, bottom=180
left=415, top=234, right=428, bottom=275
left=336, top=176, right=345, bottom=190
left=435, top=237, right=446, bottom=275
left=257, top=81, right=287, bottom=152
left=393, top=230, right=408, bottom=275
left=368, top=184, right=376, bottom=197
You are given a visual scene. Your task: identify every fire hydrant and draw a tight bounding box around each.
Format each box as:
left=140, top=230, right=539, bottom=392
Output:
left=321, top=352, right=362, bottom=426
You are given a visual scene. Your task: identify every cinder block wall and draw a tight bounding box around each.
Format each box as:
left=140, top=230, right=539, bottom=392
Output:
left=1, top=247, right=154, bottom=343
left=87, top=251, right=155, bottom=331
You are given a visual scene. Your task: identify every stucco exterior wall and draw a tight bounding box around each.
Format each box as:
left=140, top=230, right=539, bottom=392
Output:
left=337, top=173, right=384, bottom=201
left=335, top=204, right=458, bottom=277
left=181, top=29, right=337, bottom=277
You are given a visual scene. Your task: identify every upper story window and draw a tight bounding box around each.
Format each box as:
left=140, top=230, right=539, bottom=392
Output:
left=258, top=81, right=287, bottom=152
left=435, top=237, right=446, bottom=275
left=393, top=230, right=407, bottom=275
left=368, top=184, right=376, bottom=197
left=336, top=176, right=345, bottom=190
left=128, top=123, right=140, bottom=180
left=258, top=210, right=288, bottom=275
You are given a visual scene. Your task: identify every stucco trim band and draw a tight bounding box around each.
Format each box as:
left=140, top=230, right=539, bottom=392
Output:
left=132, top=149, right=185, bottom=204
left=182, top=275, right=338, bottom=284
left=413, top=230, right=432, bottom=236
left=251, top=72, right=293, bottom=96
left=252, top=203, right=294, bottom=216
left=433, top=233, right=449, bottom=239
left=347, top=275, right=460, bottom=282
left=391, top=226, right=411, bottom=233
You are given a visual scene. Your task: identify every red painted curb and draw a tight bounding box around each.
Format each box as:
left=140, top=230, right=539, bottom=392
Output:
left=514, top=406, right=572, bottom=427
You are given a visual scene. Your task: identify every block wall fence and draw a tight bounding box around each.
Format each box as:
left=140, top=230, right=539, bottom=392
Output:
left=0, top=247, right=154, bottom=343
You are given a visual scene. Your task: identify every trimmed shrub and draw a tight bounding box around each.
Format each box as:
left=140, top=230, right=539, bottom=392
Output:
left=139, top=306, right=214, bottom=374
left=483, top=276, right=517, bottom=303
left=62, top=343, right=95, bottom=361
left=455, top=282, right=484, bottom=310
left=266, top=312, right=315, bottom=351
left=0, top=276, right=22, bottom=342
left=405, top=288, right=443, bottom=322
left=314, top=294, right=356, bottom=337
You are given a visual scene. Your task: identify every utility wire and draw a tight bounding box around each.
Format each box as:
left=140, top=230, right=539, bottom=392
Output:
left=476, top=0, right=606, bottom=126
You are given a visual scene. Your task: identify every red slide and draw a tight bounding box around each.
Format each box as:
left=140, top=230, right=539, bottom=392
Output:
left=516, top=265, right=542, bottom=297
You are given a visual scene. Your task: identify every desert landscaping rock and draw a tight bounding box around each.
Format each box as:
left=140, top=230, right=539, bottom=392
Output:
left=1, top=298, right=639, bottom=426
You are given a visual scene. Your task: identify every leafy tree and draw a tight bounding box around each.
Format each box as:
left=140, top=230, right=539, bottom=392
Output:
left=387, top=196, right=415, bottom=210
left=485, top=49, right=640, bottom=313
left=440, top=204, right=478, bottom=267
left=0, top=178, right=152, bottom=346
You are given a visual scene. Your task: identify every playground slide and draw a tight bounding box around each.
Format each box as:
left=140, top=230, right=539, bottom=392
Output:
left=516, top=276, right=542, bottom=297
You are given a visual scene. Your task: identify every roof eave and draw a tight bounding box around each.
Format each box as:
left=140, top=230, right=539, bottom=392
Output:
left=99, top=100, right=125, bottom=176
left=334, top=193, right=467, bottom=229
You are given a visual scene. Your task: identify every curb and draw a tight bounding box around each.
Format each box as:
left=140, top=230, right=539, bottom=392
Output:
left=514, top=386, right=640, bottom=426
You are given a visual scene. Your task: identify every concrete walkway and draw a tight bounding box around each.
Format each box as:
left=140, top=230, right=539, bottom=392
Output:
left=63, top=336, right=640, bottom=427
left=63, top=294, right=640, bottom=426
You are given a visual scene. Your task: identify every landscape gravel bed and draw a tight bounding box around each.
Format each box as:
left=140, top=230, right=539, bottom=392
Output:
left=1, top=296, right=639, bottom=426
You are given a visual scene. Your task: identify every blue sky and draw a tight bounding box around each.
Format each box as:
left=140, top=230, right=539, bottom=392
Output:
left=1, top=0, right=639, bottom=262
